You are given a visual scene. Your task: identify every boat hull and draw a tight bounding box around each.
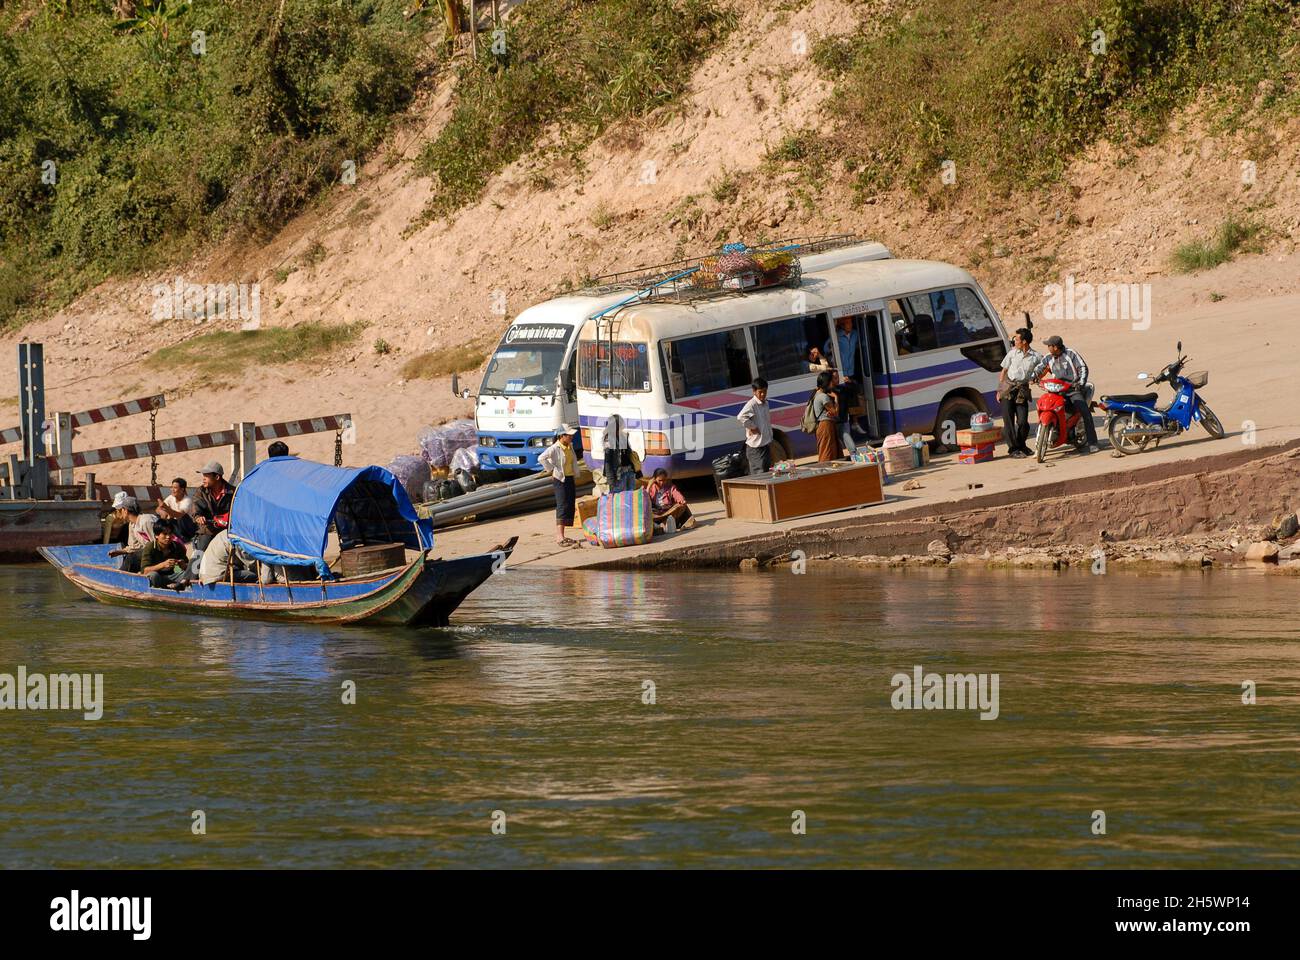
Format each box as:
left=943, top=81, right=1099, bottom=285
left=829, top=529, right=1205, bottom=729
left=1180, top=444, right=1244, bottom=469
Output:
left=38, top=538, right=515, bottom=627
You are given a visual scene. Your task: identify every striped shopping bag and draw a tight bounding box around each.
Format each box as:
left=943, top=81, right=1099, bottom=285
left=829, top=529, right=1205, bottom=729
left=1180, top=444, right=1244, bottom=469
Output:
left=594, top=489, right=654, bottom=548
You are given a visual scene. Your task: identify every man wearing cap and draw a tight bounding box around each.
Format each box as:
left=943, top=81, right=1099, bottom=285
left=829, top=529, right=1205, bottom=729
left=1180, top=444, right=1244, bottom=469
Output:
left=538, top=424, right=580, bottom=546
left=107, top=493, right=157, bottom=573
left=1035, top=335, right=1099, bottom=453
left=192, top=460, right=237, bottom=552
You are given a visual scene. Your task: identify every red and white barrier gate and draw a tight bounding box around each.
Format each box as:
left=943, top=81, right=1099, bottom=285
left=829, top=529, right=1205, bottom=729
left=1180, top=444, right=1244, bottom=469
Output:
left=45, top=413, right=351, bottom=475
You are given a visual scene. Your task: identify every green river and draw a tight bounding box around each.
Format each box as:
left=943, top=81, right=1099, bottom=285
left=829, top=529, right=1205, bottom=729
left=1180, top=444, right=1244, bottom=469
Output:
left=1, top=564, right=1297, bottom=868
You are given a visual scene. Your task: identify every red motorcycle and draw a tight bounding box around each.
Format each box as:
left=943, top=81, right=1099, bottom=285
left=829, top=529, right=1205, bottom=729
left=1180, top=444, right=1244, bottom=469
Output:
left=1034, top=378, right=1094, bottom=462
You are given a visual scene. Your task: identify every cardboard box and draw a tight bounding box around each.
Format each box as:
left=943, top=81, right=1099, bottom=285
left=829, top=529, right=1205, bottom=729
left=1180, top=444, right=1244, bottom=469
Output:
left=957, top=446, right=995, bottom=464
left=956, top=427, right=1002, bottom=448
left=576, top=495, right=600, bottom=526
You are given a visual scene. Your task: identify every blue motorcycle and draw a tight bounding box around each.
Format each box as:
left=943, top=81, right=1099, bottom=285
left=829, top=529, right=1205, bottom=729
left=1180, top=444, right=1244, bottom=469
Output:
left=1099, top=340, right=1224, bottom=455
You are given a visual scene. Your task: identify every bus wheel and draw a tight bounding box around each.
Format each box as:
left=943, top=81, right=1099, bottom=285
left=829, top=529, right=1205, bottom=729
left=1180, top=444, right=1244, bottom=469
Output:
left=771, top=431, right=792, bottom=462
left=934, top=396, right=979, bottom=451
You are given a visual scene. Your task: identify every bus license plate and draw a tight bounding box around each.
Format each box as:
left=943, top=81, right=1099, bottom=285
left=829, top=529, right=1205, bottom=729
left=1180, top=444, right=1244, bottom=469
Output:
left=498, top=456, right=523, bottom=465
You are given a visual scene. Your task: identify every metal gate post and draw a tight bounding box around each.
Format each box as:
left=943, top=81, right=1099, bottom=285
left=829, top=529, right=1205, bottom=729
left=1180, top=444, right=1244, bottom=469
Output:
left=235, top=421, right=257, bottom=481
left=54, top=411, right=74, bottom=485
left=18, top=343, right=48, bottom=499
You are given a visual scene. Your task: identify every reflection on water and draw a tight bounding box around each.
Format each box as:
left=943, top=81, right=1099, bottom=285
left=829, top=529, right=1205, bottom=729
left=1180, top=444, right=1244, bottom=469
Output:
left=1, top=563, right=1298, bottom=868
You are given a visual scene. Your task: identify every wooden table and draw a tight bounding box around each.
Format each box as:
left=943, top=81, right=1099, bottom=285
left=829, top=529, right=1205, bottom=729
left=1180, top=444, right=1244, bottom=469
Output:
left=721, top=460, right=885, bottom=523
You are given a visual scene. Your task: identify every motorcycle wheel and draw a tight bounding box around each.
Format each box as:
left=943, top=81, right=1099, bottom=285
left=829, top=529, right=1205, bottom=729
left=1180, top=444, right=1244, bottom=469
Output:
left=1107, top=414, right=1150, bottom=455
left=1199, top=402, right=1225, bottom=439
left=1035, top=424, right=1055, bottom=463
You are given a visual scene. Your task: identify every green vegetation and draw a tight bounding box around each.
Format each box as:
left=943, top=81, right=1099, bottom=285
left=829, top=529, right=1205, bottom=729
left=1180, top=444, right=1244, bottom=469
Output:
left=803, top=0, right=1300, bottom=202
left=400, top=335, right=496, bottom=380
left=0, top=1, right=431, bottom=330
left=152, top=321, right=367, bottom=374
left=1171, top=217, right=1265, bottom=272
left=709, top=169, right=740, bottom=204
left=416, top=0, right=735, bottom=219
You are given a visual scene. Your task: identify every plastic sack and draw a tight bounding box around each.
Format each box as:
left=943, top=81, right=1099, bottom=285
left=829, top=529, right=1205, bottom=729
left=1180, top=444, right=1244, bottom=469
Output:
left=387, top=454, right=430, bottom=503
left=594, top=489, right=653, bottom=549
left=417, top=419, right=477, bottom=468
left=442, top=419, right=477, bottom=461
left=418, top=425, right=447, bottom=467
left=450, top=445, right=478, bottom=475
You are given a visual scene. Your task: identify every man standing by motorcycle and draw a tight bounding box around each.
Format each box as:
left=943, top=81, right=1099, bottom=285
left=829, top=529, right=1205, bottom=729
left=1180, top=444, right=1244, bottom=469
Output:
left=1035, top=335, right=1099, bottom=453
left=998, top=327, right=1040, bottom=459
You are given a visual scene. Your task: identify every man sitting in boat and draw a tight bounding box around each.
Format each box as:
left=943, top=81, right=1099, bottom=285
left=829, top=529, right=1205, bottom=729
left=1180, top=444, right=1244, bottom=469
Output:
left=107, top=493, right=157, bottom=573
left=154, top=477, right=198, bottom=541
left=193, top=460, right=236, bottom=552
left=140, top=520, right=190, bottom=588
left=198, top=529, right=258, bottom=586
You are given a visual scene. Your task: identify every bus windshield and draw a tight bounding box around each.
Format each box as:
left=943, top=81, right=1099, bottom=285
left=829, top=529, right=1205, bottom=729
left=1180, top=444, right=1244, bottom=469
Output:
left=480, top=325, right=573, bottom=395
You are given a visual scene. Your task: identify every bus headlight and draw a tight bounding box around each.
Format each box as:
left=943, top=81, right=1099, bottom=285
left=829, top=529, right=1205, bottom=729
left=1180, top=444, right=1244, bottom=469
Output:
left=644, top=431, right=671, bottom=456
left=528, top=436, right=549, bottom=447
left=477, top=436, right=497, bottom=447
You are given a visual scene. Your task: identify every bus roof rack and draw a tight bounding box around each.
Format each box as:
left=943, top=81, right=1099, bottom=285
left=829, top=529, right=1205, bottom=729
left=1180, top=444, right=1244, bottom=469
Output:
left=581, top=234, right=865, bottom=296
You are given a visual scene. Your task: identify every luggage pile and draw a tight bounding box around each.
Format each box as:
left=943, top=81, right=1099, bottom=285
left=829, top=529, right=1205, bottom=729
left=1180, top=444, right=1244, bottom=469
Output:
left=957, top=425, right=1001, bottom=464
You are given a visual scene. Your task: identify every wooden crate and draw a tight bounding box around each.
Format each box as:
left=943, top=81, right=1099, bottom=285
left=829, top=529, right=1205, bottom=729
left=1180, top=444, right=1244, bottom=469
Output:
left=340, top=542, right=407, bottom=576
left=722, top=461, right=884, bottom=523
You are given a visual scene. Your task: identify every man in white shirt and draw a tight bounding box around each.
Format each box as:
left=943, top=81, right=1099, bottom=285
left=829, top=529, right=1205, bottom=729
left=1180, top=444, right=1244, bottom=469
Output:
left=156, top=477, right=197, bottom=539
left=998, top=327, right=1041, bottom=458
left=736, top=377, right=773, bottom=474
left=107, top=494, right=157, bottom=573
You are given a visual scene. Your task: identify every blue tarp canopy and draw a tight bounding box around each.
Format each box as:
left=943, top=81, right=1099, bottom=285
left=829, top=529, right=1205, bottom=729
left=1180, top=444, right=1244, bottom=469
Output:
left=229, top=458, right=433, bottom=579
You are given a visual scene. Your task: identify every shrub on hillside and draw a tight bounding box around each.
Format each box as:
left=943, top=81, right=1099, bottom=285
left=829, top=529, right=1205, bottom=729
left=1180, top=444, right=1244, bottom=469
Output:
left=0, top=0, right=428, bottom=330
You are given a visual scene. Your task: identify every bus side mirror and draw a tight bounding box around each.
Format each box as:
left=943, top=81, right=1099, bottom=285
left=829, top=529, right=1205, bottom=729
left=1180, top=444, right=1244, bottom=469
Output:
left=451, top=373, right=460, bottom=397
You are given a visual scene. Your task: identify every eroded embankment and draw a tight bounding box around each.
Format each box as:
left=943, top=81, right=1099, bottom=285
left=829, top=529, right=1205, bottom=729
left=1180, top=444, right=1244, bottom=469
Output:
left=591, top=440, right=1300, bottom=571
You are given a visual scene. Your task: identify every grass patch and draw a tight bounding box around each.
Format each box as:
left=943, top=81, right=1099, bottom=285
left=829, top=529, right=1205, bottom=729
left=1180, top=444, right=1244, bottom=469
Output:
left=709, top=169, right=740, bottom=203
left=416, top=0, right=734, bottom=219
left=153, top=321, right=366, bottom=376
left=590, top=201, right=616, bottom=230
left=1171, top=218, right=1265, bottom=273
left=0, top=1, right=431, bottom=330
left=812, top=0, right=1300, bottom=203
left=400, top=336, right=496, bottom=380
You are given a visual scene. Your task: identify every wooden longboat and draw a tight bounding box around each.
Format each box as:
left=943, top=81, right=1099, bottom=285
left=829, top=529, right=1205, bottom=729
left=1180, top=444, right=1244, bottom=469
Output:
left=38, top=537, right=516, bottom=627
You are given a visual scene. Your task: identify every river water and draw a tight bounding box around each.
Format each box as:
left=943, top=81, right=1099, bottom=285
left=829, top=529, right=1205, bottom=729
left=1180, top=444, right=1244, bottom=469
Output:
left=0, top=563, right=1297, bottom=868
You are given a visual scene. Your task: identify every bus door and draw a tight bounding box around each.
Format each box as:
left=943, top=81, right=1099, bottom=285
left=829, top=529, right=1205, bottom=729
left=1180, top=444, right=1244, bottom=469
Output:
left=829, top=303, right=887, bottom=438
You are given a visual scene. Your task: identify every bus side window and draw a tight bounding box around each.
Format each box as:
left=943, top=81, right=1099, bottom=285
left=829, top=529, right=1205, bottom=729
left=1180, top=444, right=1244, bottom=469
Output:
left=888, top=298, right=914, bottom=355
left=955, top=287, right=997, bottom=340
left=666, top=329, right=752, bottom=398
